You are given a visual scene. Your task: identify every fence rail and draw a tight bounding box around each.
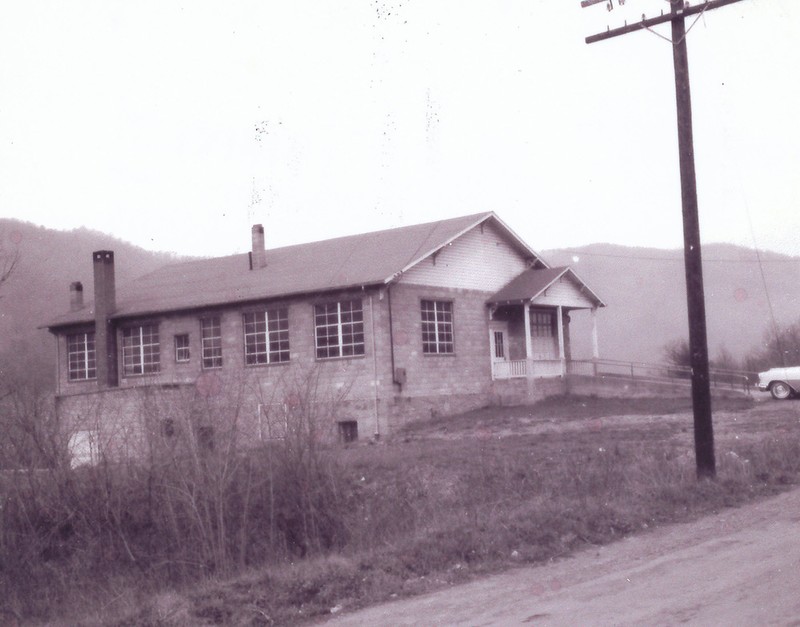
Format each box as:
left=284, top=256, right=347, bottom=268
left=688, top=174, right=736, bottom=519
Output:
left=492, top=357, right=752, bottom=394
left=567, top=358, right=752, bottom=394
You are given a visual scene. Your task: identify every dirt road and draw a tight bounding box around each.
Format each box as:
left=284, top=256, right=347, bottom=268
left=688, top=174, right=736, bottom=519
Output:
left=326, top=486, right=800, bottom=626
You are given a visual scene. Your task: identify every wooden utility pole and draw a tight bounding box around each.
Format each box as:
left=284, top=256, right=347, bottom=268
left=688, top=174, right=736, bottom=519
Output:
left=584, top=0, right=751, bottom=479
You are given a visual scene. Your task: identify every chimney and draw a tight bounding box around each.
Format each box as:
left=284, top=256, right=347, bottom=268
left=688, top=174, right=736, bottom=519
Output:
left=251, top=224, right=267, bottom=269
left=69, top=281, right=84, bottom=311
left=93, top=250, right=118, bottom=387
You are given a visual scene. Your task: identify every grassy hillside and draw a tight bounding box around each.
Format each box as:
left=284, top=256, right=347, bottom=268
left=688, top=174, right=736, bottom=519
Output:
left=542, top=243, right=800, bottom=365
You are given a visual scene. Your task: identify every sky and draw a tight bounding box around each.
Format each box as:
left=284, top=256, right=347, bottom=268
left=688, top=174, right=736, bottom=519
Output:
left=1, top=0, right=798, bottom=259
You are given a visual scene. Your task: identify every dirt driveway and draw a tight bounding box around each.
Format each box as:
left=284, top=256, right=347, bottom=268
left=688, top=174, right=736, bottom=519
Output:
left=326, top=401, right=800, bottom=626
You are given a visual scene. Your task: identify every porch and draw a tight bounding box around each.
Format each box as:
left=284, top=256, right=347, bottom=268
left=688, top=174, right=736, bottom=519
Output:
left=487, top=266, right=604, bottom=382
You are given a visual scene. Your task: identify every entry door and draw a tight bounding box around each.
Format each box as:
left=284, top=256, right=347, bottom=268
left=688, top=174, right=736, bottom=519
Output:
left=489, top=326, right=508, bottom=364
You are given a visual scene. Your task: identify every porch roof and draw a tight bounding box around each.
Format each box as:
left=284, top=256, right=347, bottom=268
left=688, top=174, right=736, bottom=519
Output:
left=487, top=266, right=605, bottom=308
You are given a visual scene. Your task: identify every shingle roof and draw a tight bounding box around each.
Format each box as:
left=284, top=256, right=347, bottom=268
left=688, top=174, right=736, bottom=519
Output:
left=488, top=266, right=605, bottom=307
left=47, top=211, right=542, bottom=329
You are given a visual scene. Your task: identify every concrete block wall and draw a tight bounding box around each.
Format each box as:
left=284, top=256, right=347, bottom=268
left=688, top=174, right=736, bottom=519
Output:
left=56, top=282, right=510, bottom=448
left=385, top=283, right=493, bottom=400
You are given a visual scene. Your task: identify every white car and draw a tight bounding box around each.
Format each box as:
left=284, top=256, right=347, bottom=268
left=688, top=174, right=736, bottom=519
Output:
left=757, top=367, right=800, bottom=400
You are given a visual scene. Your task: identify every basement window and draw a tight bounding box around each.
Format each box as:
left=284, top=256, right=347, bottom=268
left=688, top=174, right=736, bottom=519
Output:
left=67, top=332, right=96, bottom=381
left=338, top=420, right=358, bottom=443
left=197, top=426, right=214, bottom=451
left=122, top=324, right=160, bottom=375
left=162, top=418, right=175, bottom=437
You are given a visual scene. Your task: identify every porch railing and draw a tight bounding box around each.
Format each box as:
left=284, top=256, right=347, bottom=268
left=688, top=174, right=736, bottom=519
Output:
left=491, top=359, right=564, bottom=380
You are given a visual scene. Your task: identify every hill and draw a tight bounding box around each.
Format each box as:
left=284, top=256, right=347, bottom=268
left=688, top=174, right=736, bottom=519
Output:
left=0, top=219, right=186, bottom=386
left=542, top=243, right=800, bottom=365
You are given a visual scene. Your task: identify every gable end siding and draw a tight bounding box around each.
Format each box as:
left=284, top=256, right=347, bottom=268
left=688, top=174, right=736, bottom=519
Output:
left=399, top=223, right=529, bottom=291
left=531, top=277, right=597, bottom=309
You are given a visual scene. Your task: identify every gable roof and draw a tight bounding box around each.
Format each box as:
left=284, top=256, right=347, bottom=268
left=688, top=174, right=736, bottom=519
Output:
left=47, top=212, right=546, bottom=329
left=488, top=266, right=605, bottom=308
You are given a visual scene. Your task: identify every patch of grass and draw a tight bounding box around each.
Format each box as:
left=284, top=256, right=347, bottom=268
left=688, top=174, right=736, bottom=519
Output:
left=397, top=394, right=755, bottom=438
left=110, top=397, right=799, bottom=626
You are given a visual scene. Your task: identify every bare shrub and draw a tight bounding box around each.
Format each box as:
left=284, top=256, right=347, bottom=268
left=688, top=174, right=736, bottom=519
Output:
left=744, top=317, right=800, bottom=371
left=0, top=364, right=356, bottom=621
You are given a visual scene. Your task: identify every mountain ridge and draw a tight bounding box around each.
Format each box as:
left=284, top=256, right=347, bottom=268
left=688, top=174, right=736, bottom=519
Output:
left=542, top=242, right=799, bottom=364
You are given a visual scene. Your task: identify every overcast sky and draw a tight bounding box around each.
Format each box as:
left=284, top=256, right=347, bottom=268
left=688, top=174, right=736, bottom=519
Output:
left=1, top=0, right=797, bottom=259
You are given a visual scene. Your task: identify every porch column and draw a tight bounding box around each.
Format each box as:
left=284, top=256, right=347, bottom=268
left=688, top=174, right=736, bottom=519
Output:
left=557, top=305, right=566, bottom=376
left=523, top=302, right=533, bottom=378
left=591, top=306, right=600, bottom=359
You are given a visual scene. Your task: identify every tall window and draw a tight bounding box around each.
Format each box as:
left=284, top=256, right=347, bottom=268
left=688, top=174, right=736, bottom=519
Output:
left=122, top=324, right=160, bottom=375
left=174, top=334, right=190, bottom=362
left=421, top=300, right=454, bottom=354
left=243, top=308, right=290, bottom=365
left=314, top=300, right=364, bottom=359
left=200, top=317, right=223, bottom=369
left=531, top=311, right=554, bottom=337
left=67, top=332, right=96, bottom=381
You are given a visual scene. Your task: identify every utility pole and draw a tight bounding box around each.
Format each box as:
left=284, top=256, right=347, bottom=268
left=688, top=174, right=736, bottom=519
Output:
left=583, top=0, right=751, bottom=479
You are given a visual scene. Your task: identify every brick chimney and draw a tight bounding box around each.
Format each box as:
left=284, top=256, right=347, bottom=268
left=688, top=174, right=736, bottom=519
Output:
left=93, top=251, right=118, bottom=387
left=251, top=224, right=267, bottom=269
left=69, top=281, right=84, bottom=311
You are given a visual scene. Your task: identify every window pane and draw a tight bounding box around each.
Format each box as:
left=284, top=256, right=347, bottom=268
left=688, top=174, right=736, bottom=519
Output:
left=175, top=334, right=190, bottom=362
left=243, top=309, right=290, bottom=365
left=67, top=332, right=96, bottom=381
left=122, top=325, right=160, bottom=375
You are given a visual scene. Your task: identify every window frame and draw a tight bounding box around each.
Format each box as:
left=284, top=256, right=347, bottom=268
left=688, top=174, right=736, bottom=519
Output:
left=121, top=323, right=161, bottom=376
left=243, top=308, right=290, bottom=366
left=200, top=316, right=223, bottom=370
left=313, top=299, right=365, bottom=360
left=421, top=299, right=455, bottom=355
left=67, top=331, right=97, bottom=381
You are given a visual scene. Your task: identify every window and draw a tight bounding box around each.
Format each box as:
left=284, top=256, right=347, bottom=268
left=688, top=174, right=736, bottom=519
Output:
left=243, top=308, right=289, bottom=365
left=531, top=311, right=554, bottom=338
left=68, top=430, right=99, bottom=468
left=201, top=317, right=223, bottom=369
left=122, top=324, right=160, bottom=375
left=174, top=334, right=190, bottom=362
left=338, top=420, right=358, bottom=443
left=421, top=300, right=454, bottom=354
left=314, top=300, right=364, bottom=359
left=162, top=419, right=175, bottom=437
left=197, top=425, right=214, bottom=451
left=67, top=332, right=96, bottom=381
